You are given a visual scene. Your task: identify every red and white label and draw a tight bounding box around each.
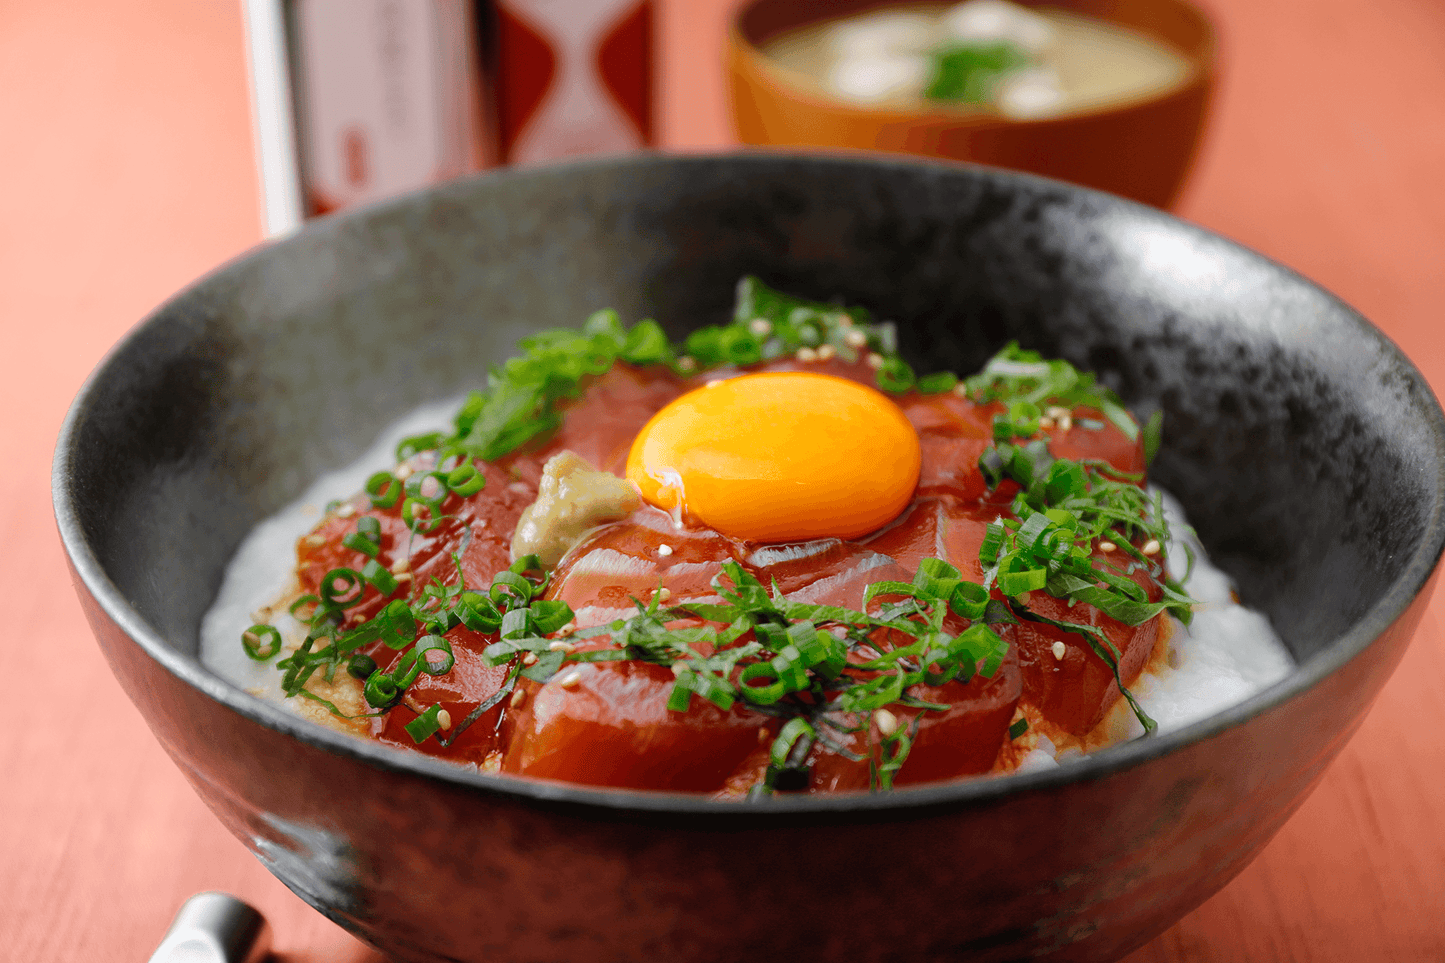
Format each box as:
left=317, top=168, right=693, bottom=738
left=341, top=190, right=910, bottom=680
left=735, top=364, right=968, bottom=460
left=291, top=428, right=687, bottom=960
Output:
left=293, top=0, right=486, bottom=212
left=495, top=0, right=653, bottom=164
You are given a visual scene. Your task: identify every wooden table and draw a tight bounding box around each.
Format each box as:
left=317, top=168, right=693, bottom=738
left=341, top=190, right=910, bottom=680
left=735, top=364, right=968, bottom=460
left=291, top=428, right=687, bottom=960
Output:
left=3, top=0, right=1442, bottom=959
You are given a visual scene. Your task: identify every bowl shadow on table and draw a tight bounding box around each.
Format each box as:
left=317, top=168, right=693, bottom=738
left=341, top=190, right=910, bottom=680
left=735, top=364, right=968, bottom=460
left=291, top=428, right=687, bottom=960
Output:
left=56, top=154, right=1445, bottom=963
left=728, top=0, right=1218, bottom=209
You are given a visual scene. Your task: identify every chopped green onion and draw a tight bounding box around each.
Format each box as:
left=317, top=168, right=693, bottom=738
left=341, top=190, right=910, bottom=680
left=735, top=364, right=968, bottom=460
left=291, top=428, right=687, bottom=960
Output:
left=342, top=516, right=382, bottom=557
left=770, top=717, right=816, bottom=769
left=876, top=356, right=916, bottom=393
left=365, top=472, right=402, bottom=508
left=446, top=461, right=486, bottom=497
left=621, top=319, right=672, bottom=365
left=668, top=668, right=737, bottom=712
left=319, top=568, right=366, bottom=608
left=950, top=580, right=990, bottom=620
left=242, top=624, right=282, bottom=661
left=288, top=594, right=320, bottom=617
left=738, top=661, right=788, bottom=705
left=916, top=371, right=958, bottom=394
left=414, top=634, right=455, bottom=675
left=874, top=725, right=914, bottom=790
left=361, top=558, right=398, bottom=596
left=997, top=566, right=1047, bottom=594
left=401, top=498, right=442, bottom=533
left=454, top=590, right=502, bottom=633
left=1143, top=410, right=1164, bottom=465
left=363, top=671, right=401, bottom=709
left=405, top=704, right=444, bottom=743
left=924, top=40, right=1032, bottom=103
left=347, top=654, right=377, bottom=680
left=396, top=432, right=444, bottom=461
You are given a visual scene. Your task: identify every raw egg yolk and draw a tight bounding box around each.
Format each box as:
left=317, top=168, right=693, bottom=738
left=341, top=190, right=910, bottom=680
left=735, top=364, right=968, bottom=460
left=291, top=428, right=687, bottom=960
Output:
left=625, top=372, right=922, bottom=542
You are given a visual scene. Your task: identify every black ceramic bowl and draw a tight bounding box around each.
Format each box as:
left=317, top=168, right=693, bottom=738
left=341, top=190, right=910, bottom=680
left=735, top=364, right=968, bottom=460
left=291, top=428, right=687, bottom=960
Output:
left=55, top=154, right=1444, bottom=963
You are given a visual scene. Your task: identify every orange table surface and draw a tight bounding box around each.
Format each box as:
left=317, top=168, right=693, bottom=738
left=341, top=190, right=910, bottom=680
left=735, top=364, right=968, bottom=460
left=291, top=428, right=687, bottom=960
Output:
left=4, top=0, right=1444, bottom=960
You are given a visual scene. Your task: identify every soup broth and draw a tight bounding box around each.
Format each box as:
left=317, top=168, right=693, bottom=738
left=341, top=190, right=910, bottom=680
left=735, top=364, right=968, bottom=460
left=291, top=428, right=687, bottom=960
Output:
left=761, top=2, right=1193, bottom=119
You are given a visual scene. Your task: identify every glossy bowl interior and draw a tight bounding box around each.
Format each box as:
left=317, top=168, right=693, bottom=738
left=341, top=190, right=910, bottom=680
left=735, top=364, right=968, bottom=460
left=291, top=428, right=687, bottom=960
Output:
left=55, top=154, right=1444, bottom=963
left=728, top=0, right=1217, bottom=207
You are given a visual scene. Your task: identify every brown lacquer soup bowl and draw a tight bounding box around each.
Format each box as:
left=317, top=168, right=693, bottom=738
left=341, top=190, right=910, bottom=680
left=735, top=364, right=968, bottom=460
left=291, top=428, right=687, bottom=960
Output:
left=728, top=0, right=1217, bottom=209
left=54, top=154, right=1445, bottom=962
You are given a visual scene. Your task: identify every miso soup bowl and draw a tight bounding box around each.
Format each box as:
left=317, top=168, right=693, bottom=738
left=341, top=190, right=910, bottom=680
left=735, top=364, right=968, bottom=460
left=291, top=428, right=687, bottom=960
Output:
left=728, top=0, right=1217, bottom=208
left=54, top=154, right=1444, bottom=962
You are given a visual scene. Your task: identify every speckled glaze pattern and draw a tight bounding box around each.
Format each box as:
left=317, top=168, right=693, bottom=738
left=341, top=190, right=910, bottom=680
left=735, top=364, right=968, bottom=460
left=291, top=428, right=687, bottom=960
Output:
left=55, top=154, right=1445, bottom=962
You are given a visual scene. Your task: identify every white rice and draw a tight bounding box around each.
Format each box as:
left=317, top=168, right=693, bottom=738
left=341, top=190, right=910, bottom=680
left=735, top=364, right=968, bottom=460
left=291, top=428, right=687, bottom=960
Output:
left=1133, top=490, right=1294, bottom=732
left=1002, top=490, right=1294, bottom=771
left=201, top=396, right=462, bottom=707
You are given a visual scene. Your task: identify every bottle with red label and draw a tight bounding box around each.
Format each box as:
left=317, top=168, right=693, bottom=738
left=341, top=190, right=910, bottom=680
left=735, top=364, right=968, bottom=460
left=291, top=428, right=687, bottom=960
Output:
left=289, top=0, right=492, bottom=216
left=242, top=0, right=655, bottom=230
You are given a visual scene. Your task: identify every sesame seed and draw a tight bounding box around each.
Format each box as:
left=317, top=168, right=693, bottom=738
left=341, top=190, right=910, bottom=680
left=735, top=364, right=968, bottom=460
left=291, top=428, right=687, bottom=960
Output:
left=1142, top=539, right=1162, bottom=556
left=748, top=318, right=771, bottom=337
left=336, top=503, right=356, bottom=518
left=509, top=688, right=526, bottom=708
left=1039, top=416, right=1055, bottom=430
left=678, top=356, right=697, bottom=371
left=436, top=709, right=452, bottom=731
left=816, top=344, right=836, bottom=361
left=1046, top=406, right=1071, bottom=420
left=547, top=640, right=577, bottom=654
left=304, top=534, right=326, bottom=547
left=655, top=587, right=672, bottom=602
left=394, top=572, right=412, bottom=583
left=843, top=329, right=867, bottom=348
left=796, top=347, right=818, bottom=362
left=522, top=652, right=538, bottom=666
left=557, top=621, right=577, bottom=637
left=952, top=382, right=969, bottom=397
left=391, top=557, right=410, bottom=574
left=657, top=544, right=673, bottom=557
left=1099, top=541, right=1117, bottom=553
left=249, top=608, right=269, bottom=624
left=758, top=727, right=770, bottom=743
left=1057, top=415, right=1072, bottom=432
left=837, top=313, right=854, bottom=328
left=1051, top=641, right=1067, bottom=661
left=394, top=463, right=414, bottom=480
left=559, top=670, right=583, bottom=689
left=474, top=518, right=489, bottom=529
left=671, top=663, right=686, bottom=676
left=874, top=708, right=900, bottom=738
left=866, top=352, right=884, bottom=369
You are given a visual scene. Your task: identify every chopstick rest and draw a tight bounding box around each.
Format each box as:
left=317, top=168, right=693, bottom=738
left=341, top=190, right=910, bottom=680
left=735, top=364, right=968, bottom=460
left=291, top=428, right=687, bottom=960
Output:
left=148, top=892, right=271, bottom=963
